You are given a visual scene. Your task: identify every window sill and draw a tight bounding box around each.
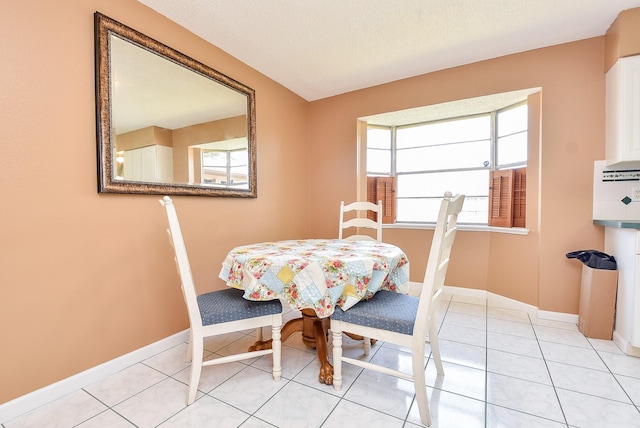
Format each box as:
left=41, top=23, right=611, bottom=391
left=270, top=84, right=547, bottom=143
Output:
left=385, top=223, right=530, bottom=235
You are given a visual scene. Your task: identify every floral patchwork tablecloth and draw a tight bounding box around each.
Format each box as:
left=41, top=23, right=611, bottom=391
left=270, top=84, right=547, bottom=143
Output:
left=219, top=239, right=410, bottom=318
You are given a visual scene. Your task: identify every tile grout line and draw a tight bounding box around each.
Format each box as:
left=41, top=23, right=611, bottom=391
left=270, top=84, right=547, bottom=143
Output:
left=590, top=340, right=640, bottom=410
left=534, top=325, right=640, bottom=410
left=76, top=389, right=140, bottom=428
left=412, top=295, right=454, bottom=427
left=321, top=333, right=393, bottom=427
left=529, top=314, right=570, bottom=427
left=484, top=299, right=489, bottom=428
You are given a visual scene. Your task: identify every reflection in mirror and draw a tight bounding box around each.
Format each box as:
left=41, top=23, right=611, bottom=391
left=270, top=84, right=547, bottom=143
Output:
left=95, top=12, right=257, bottom=197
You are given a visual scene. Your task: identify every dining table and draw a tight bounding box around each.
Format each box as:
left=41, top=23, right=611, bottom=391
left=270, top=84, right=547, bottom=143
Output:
left=218, top=238, right=410, bottom=384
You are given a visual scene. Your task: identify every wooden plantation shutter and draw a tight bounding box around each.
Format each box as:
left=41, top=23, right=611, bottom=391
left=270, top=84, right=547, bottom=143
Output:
left=512, top=168, right=526, bottom=227
left=367, top=176, right=396, bottom=223
left=367, top=177, right=377, bottom=221
left=489, top=169, right=514, bottom=227
left=488, top=168, right=526, bottom=227
left=377, top=177, right=396, bottom=223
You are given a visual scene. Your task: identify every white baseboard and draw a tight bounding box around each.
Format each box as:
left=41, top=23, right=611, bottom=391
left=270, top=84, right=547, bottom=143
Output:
left=537, top=310, right=579, bottom=324
left=613, top=330, right=640, bottom=357
left=443, top=285, right=578, bottom=324
left=0, top=330, right=189, bottom=424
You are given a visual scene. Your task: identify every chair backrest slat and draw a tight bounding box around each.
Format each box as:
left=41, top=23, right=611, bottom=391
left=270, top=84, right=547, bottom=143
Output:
left=413, top=192, right=464, bottom=341
left=159, top=196, right=203, bottom=329
left=339, top=200, right=383, bottom=241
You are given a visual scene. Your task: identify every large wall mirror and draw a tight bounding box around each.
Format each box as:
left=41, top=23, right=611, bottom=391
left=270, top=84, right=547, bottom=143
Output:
left=95, top=12, right=257, bottom=197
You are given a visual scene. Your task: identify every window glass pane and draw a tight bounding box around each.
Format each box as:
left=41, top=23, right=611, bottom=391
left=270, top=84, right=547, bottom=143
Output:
left=367, top=149, right=391, bottom=174
left=498, top=104, right=527, bottom=137
left=497, top=132, right=527, bottom=166
left=459, top=196, right=489, bottom=224
left=204, top=166, right=226, bottom=174
left=202, top=151, right=227, bottom=167
left=202, top=149, right=250, bottom=187
left=230, top=150, right=248, bottom=167
left=396, top=170, right=489, bottom=198
left=397, top=140, right=490, bottom=172
left=203, top=165, right=227, bottom=185
left=229, top=166, right=248, bottom=184
left=367, top=127, right=391, bottom=149
left=397, top=115, right=490, bottom=148
left=397, top=198, right=442, bottom=222
left=396, top=195, right=488, bottom=224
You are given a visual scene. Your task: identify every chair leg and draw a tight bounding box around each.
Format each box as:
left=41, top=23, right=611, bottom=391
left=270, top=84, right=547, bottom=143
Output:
left=187, top=337, right=203, bottom=405
left=429, top=321, right=444, bottom=375
left=272, top=319, right=282, bottom=382
left=412, top=354, right=432, bottom=427
left=363, top=336, right=371, bottom=356
left=186, top=328, right=193, bottom=363
left=331, top=328, right=343, bottom=391
left=256, top=327, right=263, bottom=342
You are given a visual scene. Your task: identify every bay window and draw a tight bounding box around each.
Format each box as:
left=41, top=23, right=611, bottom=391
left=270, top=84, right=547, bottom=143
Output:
left=366, top=101, right=528, bottom=227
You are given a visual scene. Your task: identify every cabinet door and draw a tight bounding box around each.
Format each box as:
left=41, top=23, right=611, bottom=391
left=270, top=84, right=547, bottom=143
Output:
left=123, top=148, right=142, bottom=181
left=606, top=55, right=640, bottom=165
left=140, top=146, right=157, bottom=182
left=155, top=145, right=174, bottom=182
left=624, top=56, right=640, bottom=161
left=122, top=145, right=173, bottom=183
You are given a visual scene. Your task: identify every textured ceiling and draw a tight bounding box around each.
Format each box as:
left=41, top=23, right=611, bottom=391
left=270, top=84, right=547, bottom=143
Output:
left=137, top=0, right=640, bottom=102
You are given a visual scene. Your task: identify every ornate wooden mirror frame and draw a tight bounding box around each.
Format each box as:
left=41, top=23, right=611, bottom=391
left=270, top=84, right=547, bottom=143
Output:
left=95, top=12, right=257, bottom=197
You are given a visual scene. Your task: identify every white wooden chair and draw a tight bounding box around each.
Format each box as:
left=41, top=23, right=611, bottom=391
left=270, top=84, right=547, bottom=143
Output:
left=338, top=200, right=383, bottom=241
left=159, top=196, right=282, bottom=405
left=331, top=192, right=464, bottom=427
left=338, top=199, right=383, bottom=352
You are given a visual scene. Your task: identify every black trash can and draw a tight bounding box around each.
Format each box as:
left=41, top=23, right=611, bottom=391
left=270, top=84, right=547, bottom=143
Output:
left=566, top=250, right=618, bottom=340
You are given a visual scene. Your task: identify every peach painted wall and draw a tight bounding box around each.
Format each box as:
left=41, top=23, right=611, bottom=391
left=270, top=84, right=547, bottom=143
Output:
left=307, top=37, right=607, bottom=314
left=116, top=126, right=172, bottom=151
left=605, top=8, right=640, bottom=71
left=0, top=0, right=309, bottom=404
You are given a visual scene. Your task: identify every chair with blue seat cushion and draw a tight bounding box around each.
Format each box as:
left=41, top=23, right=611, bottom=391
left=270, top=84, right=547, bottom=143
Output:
left=338, top=199, right=384, bottom=353
left=159, top=196, right=282, bottom=405
left=331, top=192, right=464, bottom=427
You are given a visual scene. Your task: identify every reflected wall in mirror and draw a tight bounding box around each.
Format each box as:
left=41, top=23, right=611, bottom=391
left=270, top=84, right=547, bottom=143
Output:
left=95, top=12, right=257, bottom=197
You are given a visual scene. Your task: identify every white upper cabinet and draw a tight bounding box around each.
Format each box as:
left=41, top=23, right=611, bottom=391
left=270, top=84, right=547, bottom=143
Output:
left=606, top=55, right=640, bottom=167
left=123, top=145, right=173, bottom=183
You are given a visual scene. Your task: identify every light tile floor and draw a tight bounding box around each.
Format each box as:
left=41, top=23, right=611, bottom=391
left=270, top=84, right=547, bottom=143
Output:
left=4, top=294, right=640, bottom=427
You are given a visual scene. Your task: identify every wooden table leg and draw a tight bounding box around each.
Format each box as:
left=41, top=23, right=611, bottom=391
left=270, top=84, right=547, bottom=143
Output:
left=314, top=317, right=333, bottom=384
left=248, top=308, right=334, bottom=385
left=248, top=317, right=303, bottom=351
left=300, top=309, right=333, bottom=385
